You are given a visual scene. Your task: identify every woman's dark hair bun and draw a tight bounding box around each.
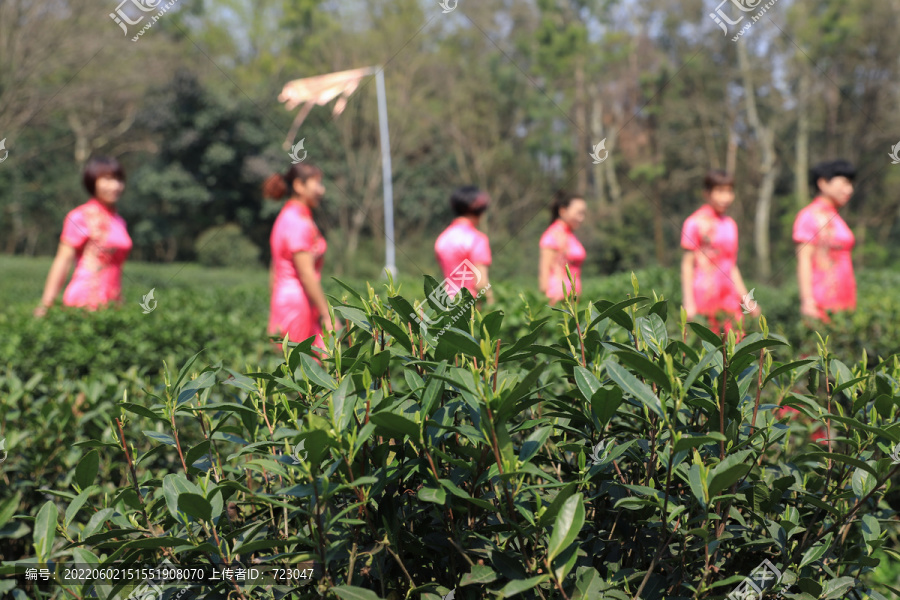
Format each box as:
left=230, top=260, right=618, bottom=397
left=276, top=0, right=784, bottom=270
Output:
left=263, top=174, right=288, bottom=200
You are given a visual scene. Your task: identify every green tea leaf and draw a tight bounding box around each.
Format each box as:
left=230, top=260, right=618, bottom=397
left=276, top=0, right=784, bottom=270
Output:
left=574, top=367, right=600, bottom=403
left=498, top=575, right=551, bottom=597
left=437, top=329, right=482, bottom=359
left=33, top=501, right=58, bottom=561
left=591, top=386, right=624, bottom=425
left=370, top=412, right=420, bottom=441
left=178, top=493, right=212, bottom=522
left=460, top=564, right=498, bottom=586
left=689, top=322, right=723, bottom=348
left=143, top=431, right=176, bottom=446
left=332, top=585, right=385, bottom=600
left=518, top=427, right=552, bottom=463
left=119, top=402, right=165, bottom=423
left=0, top=492, right=22, bottom=529
left=334, top=306, right=373, bottom=333
left=673, top=434, right=726, bottom=454
left=300, top=353, right=337, bottom=390
left=332, top=376, right=358, bottom=431
left=604, top=360, right=664, bottom=418
left=177, top=370, right=217, bottom=405
left=547, top=493, right=585, bottom=561
left=852, top=468, right=876, bottom=499
left=637, top=313, right=668, bottom=354
left=763, top=359, right=817, bottom=387
left=571, top=567, right=605, bottom=599
left=64, top=486, right=98, bottom=529
left=163, top=474, right=203, bottom=522
left=417, top=487, right=446, bottom=505
left=709, top=450, right=754, bottom=496
left=74, top=450, right=100, bottom=490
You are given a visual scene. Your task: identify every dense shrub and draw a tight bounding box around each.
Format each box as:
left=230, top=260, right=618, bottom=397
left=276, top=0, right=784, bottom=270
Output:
left=3, top=275, right=898, bottom=599
left=195, top=224, right=260, bottom=269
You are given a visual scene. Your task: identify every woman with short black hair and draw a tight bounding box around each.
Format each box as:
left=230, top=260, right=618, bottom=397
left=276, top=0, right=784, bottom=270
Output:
left=34, top=157, right=132, bottom=317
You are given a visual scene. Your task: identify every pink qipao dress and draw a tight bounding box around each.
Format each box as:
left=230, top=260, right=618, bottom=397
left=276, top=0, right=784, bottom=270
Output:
left=793, top=197, right=856, bottom=321
left=540, top=219, right=586, bottom=303
left=681, top=204, right=743, bottom=335
left=434, top=218, right=492, bottom=298
left=268, top=201, right=327, bottom=349
left=60, top=199, right=132, bottom=309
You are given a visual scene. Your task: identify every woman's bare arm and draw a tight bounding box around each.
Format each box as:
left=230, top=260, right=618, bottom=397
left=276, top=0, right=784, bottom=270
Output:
left=473, top=263, right=493, bottom=304
left=681, top=251, right=697, bottom=318
left=796, top=244, right=818, bottom=318
left=292, top=251, right=336, bottom=330
left=34, top=243, right=77, bottom=317
left=539, top=247, right=556, bottom=295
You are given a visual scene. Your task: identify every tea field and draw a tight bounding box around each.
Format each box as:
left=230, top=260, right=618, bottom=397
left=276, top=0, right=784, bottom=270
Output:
left=1, top=255, right=900, bottom=599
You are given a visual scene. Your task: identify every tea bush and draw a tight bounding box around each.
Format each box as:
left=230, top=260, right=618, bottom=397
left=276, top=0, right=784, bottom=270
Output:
left=194, top=224, right=260, bottom=269
left=3, top=273, right=899, bottom=599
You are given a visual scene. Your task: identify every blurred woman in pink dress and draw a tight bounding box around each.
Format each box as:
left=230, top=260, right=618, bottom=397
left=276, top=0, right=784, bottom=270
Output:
left=434, top=186, right=493, bottom=304
left=34, top=157, right=132, bottom=317
left=264, top=162, right=338, bottom=351
left=539, top=191, right=586, bottom=305
left=794, top=160, right=857, bottom=323
left=680, top=170, right=759, bottom=335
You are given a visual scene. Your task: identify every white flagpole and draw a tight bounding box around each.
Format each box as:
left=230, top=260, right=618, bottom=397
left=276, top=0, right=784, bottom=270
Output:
left=374, top=67, right=397, bottom=278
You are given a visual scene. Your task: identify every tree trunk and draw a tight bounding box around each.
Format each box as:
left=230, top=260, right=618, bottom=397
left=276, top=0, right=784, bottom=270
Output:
left=5, top=203, right=24, bottom=254
left=575, top=56, right=588, bottom=194
left=795, top=68, right=811, bottom=208
left=726, top=125, right=738, bottom=177
left=699, top=107, right=720, bottom=170
left=605, top=104, right=624, bottom=226
left=591, top=96, right=607, bottom=208
left=738, top=41, right=777, bottom=279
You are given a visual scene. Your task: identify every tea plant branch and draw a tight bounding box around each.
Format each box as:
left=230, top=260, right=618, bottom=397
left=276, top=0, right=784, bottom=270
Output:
left=542, top=555, right=572, bottom=600
left=169, top=408, right=188, bottom=473
left=647, top=411, right=658, bottom=487
left=661, top=442, right=675, bottom=530
left=310, top=472, right=331, bottom=585
left=384, top=542, right=415, bottom=590
left=719, top=336, right=727, bottom=460
left=194, top=404, right=221, bottom=482
left=114, top=417, right=150, bottom=529
left=484, top=401, right=531, bottom=562
left=447, top=534, right=475, bottom=568
left=796, top=461, right=853, bottom=552
left=574, top=318, right=587, bottom=368
left=750, top=349, right=764, bottom=432
left=792, top=462, right=900, bottom=565
left=632, top=527, right=677, bottom=600
left=492, top=339, right=500, bottom=392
